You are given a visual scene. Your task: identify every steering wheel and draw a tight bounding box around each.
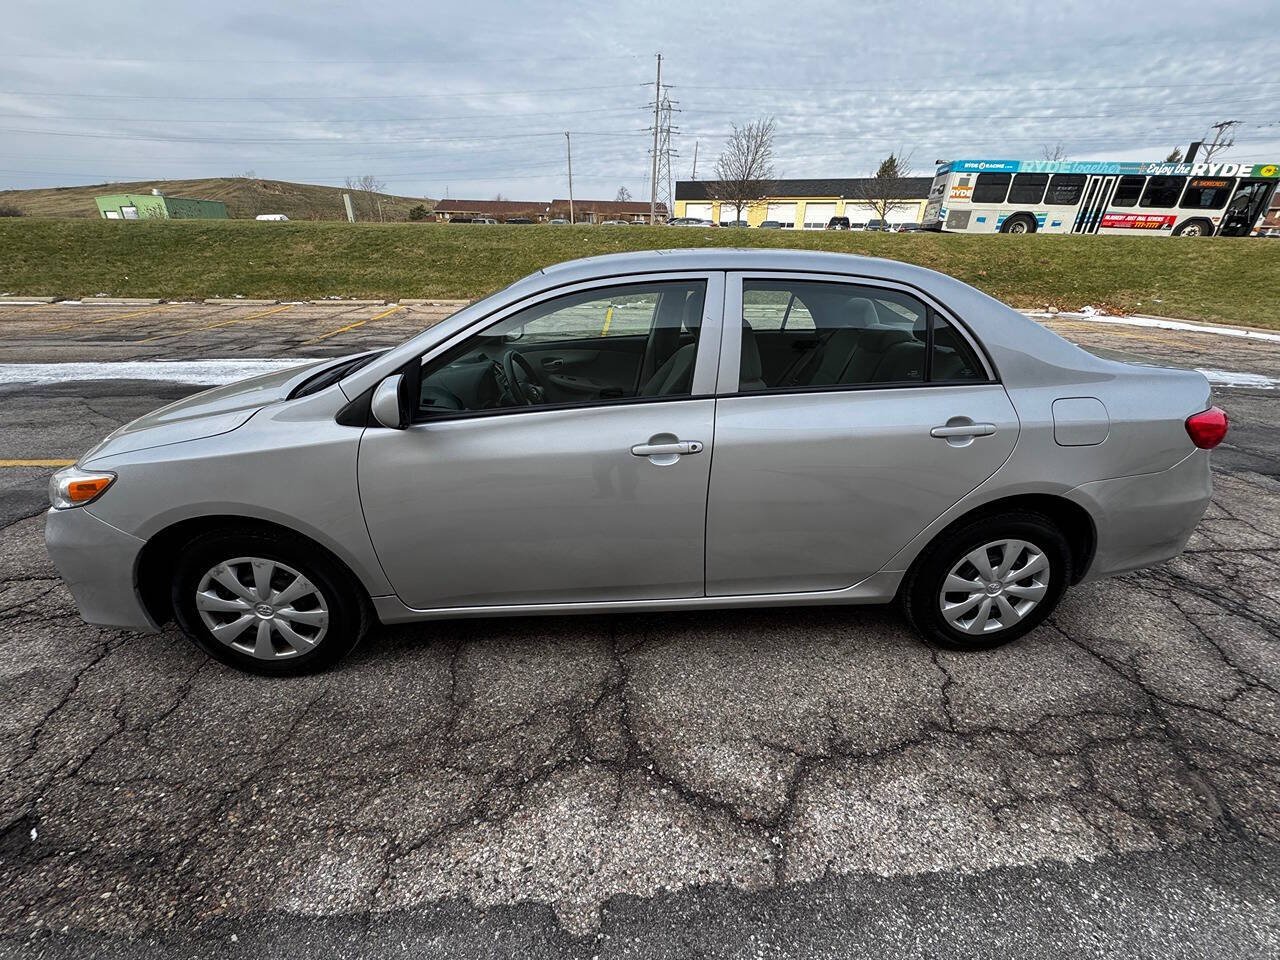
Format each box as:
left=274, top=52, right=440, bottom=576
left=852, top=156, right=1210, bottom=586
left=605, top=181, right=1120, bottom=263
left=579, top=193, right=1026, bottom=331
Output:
left=495, top=348, right=548, bottom=405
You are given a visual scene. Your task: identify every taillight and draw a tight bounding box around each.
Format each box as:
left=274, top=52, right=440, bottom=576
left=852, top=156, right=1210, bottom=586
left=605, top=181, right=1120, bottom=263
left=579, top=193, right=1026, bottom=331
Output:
left=1185, top=406, right=1229, bottom=449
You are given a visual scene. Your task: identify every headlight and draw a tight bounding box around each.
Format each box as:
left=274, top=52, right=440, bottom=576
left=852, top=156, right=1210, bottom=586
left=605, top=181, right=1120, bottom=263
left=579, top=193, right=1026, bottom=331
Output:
left=49, top=466, right=116, bottom=510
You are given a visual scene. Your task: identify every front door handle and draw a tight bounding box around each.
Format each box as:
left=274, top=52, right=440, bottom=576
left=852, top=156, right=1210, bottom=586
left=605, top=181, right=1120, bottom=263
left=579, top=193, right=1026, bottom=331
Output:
left=930, top=422, right=995, bottom=438
left=631, top=440, right=704, bottom=457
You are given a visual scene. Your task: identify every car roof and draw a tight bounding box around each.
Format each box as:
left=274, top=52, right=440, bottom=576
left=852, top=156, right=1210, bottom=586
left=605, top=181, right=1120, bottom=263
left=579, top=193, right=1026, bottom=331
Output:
left=535, top=247, right=941, bottom=288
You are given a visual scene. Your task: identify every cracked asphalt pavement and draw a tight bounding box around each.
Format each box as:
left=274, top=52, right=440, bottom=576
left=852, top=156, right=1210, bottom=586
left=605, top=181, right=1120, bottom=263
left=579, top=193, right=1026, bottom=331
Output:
left=0, top=303, right=1278, bottom=958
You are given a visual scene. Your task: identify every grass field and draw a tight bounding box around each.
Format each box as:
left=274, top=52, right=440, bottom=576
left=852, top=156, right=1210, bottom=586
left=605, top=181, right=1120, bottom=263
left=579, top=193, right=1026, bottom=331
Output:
left=0, top=177, right=432, bottom=221
left=2, top=218, right=1278, bottom=328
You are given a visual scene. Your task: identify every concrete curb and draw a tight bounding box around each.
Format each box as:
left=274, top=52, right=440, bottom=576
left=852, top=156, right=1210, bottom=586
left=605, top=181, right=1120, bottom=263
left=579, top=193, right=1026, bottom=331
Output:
left=400, top=298, right=472, bottom=307
left=84, top=297, right=164, bottom=305
left=0, top=296, right=56, bottom=304
left=203, top=298, right=280, bottom=305
left=309, top=298, right=387, bottom=306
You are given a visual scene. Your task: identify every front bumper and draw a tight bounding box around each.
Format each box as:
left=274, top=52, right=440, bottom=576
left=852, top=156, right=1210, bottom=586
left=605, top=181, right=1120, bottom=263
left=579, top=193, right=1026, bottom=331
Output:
left=1068, top=449, right=1212, bottom=581
left=44, top=507, right=158, bottom=633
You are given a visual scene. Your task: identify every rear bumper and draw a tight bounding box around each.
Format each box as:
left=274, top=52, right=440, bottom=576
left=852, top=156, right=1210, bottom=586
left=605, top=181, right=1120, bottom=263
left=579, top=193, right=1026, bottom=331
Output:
left=1068, top=450, right=1211, bottom=581
left=44, top=507, right=158, bottom=633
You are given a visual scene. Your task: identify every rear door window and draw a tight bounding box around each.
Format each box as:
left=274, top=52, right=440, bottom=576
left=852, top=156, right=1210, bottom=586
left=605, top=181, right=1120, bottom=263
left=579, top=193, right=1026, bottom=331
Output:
left=738, top=279, right=988, bottom=392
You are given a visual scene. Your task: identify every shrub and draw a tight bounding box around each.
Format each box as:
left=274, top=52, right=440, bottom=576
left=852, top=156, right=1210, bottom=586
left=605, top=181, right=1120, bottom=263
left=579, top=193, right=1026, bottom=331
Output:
left=408, top=204, right=429, bottom=221
left=0, top=204, right=23, bottom=217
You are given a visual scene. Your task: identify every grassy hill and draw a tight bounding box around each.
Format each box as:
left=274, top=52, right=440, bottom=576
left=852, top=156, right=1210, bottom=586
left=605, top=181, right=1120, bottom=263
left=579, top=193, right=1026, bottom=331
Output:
left=1, top=218, right=1277, bottom=328
left=0, top=177, right=433, bottom=221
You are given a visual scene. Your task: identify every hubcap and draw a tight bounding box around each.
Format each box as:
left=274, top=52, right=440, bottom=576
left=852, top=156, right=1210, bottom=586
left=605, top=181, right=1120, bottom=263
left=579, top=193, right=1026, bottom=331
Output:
left=195, top=557, right=329, bottom=659
left=1008, top=221, right=1028, bottom=233
left=939, top=539, right=1050, bottom=636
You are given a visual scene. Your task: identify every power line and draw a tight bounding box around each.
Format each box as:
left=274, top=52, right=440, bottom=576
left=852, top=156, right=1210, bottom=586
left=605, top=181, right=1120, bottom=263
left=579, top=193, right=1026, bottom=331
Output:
left=0, top=83, right=649, bottom=102
left=0, top=127, right=650, bottom=144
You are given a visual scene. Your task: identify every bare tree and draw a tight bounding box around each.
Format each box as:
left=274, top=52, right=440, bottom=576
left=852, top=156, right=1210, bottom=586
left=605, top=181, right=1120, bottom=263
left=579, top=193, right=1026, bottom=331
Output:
left=1040, top=142, right=1068, bottom=161
left=1165, top=146, right=1184, bottom=163
left=615, top=185, right=632, bottom=203
left=344, top=175, right=386, bottom=218
left=493, top=192, right=507, bottom=202
left=851, top=152, right=916, bottom=226
left=1201, top=120, right=1240, bottom=161
left=706, top=117, right=776, bottom=222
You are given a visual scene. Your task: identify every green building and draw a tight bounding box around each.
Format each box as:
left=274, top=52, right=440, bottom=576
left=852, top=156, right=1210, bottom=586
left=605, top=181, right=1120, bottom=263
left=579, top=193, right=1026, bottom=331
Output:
left=95, top=192, right=228, bottom=220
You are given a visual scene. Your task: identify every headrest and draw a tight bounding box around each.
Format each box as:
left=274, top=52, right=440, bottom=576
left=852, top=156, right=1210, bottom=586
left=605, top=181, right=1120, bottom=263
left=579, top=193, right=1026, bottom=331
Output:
left=825, top=297, right=880, bottom=329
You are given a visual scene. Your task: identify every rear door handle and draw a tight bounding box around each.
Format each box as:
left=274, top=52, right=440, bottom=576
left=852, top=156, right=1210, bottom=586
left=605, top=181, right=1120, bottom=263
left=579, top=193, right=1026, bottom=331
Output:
left=630, top=440, right=704, bottom=457
left=930, top=422, right=995, bottom=438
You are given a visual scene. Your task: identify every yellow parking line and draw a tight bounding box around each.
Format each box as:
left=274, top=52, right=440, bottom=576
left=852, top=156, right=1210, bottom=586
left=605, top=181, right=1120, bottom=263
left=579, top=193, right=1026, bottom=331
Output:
left=0, top=458, right=76, bottom=468
left=137, top=303, right=293, bottom=343
left=47, top=305, right=172, bottom=333
left=302, top=304, right=404, bottom=345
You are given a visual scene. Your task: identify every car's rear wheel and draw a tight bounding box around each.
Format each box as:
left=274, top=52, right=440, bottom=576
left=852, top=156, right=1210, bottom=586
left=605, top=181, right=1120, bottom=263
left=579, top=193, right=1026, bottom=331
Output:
left=901, top=511, right=1071, bottom=650
left=171, top=528, right=369, bottom=675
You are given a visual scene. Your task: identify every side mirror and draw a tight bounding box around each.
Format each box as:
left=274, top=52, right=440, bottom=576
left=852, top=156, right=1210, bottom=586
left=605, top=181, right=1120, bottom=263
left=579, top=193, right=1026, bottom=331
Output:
left=371, top=375, right=405, bottom=429
left=370, top=357, right=421, bottom=429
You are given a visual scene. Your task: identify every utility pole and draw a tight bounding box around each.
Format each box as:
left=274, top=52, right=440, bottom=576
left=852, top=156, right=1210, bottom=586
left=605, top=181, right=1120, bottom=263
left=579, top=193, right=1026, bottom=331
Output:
left=691, top=140, right=698, bottom=180
left=565, top=131, right=574, bottom=224
left=650, top=53, right=661, bottom=223
left=1202, top=120, right=1240, bottom=162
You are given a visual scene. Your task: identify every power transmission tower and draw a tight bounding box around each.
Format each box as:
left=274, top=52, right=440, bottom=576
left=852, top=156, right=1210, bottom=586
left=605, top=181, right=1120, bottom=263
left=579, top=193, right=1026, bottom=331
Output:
left=1202, top=120, right=1240, bottom=161
left=645, top=59, right=678, bottom=222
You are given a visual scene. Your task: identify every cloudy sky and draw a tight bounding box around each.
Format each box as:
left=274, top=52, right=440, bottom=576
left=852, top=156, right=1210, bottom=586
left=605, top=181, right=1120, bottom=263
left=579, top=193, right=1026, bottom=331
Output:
left=5, top=0, right=1279, bottom=202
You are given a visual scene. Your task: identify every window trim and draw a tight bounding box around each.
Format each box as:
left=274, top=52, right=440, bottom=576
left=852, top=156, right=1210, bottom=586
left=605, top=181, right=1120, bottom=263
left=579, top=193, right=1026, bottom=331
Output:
left=406, top=271, right=726, bottom=424
left=718, top=271, right=997, bottom=397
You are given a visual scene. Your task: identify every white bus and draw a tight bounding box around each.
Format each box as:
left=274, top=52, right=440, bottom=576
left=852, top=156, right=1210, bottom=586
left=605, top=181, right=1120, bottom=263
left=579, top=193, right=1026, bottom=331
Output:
left=923, top=158, right=1279, bottom=237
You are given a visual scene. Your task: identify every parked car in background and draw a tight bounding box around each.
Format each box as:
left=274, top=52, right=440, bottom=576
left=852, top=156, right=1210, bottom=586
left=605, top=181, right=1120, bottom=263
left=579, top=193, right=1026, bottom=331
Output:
left=826, top=216, right=851, bottom=230
left=668, top=217, right=711, bottom=226
left=600, top=220, right=630, bottom=226
left=471, top=217, right=498, bottom=225
left=757, top=220, right=783, bottom=229
left=505, top=217, right=534, bottom=224
left=255, top=214, right=289, bottom=221
left=46, top=248, right=1225, bottom=674
left=896, top=223, right=923, bottom=233
left=547, top=218, right=570, bottom=225
left=865, top=219, right=889, bottom=231
left=722, top=220, right=748, bottom=228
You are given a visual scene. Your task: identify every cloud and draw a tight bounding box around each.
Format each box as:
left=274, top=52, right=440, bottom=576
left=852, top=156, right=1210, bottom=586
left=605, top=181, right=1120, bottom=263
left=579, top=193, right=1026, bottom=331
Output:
left=3, top=0, right=1278, bottom=198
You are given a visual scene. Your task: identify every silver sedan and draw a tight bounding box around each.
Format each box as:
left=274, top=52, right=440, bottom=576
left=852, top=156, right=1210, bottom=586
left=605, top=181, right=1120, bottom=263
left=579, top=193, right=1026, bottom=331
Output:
left=46, top=250, right=1228, bottom=674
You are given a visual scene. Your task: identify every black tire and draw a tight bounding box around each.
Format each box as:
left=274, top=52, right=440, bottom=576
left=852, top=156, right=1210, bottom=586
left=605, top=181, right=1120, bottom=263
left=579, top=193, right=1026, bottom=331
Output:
left=171, top=527, right=370, bottom=676
left=1173, top=219, right=1213, bottom=237
left=900, top=510, right=1071, bottom=651
left=999, top=213, right=1037, bottom=234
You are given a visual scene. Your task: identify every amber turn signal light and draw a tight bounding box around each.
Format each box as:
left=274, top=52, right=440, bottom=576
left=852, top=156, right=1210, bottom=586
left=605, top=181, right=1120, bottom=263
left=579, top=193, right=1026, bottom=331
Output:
left=49, top=467, right=116, bottom=509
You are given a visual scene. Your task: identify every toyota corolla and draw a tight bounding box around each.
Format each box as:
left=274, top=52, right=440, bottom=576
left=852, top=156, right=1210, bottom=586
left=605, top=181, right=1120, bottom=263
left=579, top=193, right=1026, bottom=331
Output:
left=45, top=250, right=1227, bottom=674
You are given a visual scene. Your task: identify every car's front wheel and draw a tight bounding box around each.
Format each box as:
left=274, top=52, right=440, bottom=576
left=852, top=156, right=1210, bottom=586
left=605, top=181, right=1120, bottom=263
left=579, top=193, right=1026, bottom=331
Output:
left=171, top=527, right=369, bottom=675
left=901, top=511, right=1071, bottom=650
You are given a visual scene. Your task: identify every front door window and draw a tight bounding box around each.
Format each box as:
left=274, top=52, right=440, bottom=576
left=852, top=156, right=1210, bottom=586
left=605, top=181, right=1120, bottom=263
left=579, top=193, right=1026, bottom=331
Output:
left=416, top=281, right=706, bottom=418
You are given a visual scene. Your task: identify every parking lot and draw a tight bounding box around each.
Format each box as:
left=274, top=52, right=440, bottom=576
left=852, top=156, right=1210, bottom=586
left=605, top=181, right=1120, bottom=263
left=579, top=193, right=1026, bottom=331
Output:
left=1, top=301, right=1278, bottom=958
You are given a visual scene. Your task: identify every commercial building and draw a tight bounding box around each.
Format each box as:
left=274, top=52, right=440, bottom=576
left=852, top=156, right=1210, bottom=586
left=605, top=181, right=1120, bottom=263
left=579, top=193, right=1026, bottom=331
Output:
left=95, top=191, right=227, bottom=220
left=432, top=199, right=550, bottom=221
left=673, top=177, right=932, bottom=228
